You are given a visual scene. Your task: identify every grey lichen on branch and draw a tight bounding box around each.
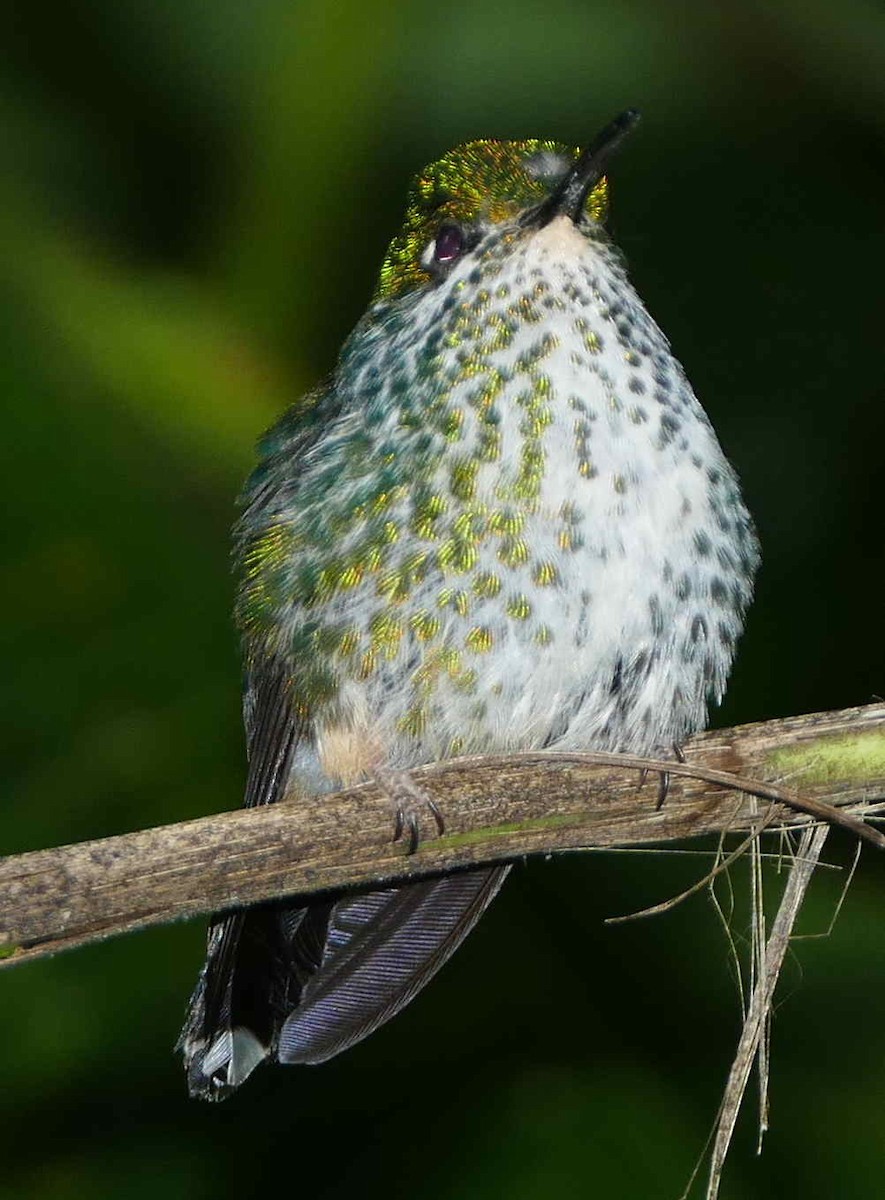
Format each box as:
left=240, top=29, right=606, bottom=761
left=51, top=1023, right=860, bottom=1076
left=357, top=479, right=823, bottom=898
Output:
left=1, top=702, right=884, bottom=968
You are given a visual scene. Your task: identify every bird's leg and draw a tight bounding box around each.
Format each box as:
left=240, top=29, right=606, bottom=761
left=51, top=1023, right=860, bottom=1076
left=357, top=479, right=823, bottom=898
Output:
left=318, top=723, right=445, bottom=853
left=373, top=764, right=446, bottom=854
left=656, top=769, right=670, bottom=810
left=655, top=741, right=687, bottom=811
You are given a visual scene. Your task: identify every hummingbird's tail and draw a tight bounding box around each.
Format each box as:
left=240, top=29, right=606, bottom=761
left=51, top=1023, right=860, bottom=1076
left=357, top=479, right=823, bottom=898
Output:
left=179, top=865, right=509, bottom=1098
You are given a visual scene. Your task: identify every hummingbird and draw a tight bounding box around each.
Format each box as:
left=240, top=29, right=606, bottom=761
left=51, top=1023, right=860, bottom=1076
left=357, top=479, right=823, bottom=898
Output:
left=179, top=110, right=759, bottom=1099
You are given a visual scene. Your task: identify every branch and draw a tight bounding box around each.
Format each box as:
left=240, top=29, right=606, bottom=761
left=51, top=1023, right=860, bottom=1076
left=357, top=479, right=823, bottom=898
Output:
left=2, top=702, right=884, bottom=969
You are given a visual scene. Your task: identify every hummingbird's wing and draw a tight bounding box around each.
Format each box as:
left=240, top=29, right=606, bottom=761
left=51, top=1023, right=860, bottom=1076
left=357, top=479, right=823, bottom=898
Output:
left=276, top=865, right=509, bottom=1064
left=178, top=662, right=305, bottom=1099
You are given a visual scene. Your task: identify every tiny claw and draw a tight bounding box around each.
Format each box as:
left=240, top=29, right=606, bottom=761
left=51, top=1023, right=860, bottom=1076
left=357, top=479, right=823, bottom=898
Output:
left=652, top=746, right=683, bottom=809
left=426, top=795, right=446, bottom=836
left=638, top=767, right=650, bottom=789
left=391, top=804, right=421, bottom=854
left=376, top=765, right=444, bottom=854
left=407, top=813, right=420, bottom=855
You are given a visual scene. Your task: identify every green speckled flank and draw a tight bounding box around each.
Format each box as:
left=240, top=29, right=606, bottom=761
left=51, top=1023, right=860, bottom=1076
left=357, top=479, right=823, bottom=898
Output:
left=238, top=386, right=574, bottom=711
left=240, top=431, right=574, bottom=710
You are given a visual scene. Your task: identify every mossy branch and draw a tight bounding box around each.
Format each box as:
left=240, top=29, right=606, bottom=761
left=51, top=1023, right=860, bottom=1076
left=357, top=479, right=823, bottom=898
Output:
left=2, top=702, right=884, bottom=968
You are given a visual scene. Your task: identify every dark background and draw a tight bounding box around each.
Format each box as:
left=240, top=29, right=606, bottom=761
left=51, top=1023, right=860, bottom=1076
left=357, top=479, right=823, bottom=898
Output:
left=3, top=2, right=884, bottom=1197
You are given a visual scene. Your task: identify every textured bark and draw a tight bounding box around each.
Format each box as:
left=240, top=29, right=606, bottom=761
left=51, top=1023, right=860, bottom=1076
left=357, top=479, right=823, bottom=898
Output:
left=2, top=702, right=883, bottom=968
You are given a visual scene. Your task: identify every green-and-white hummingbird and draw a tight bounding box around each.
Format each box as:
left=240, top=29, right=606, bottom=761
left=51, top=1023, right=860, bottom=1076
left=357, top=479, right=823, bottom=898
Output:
left=180, top=111, right=759, bottom=1099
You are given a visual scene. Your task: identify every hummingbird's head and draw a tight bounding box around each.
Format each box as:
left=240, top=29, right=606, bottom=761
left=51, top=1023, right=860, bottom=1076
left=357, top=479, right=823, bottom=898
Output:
left=375, top=110, right=640, bottom=302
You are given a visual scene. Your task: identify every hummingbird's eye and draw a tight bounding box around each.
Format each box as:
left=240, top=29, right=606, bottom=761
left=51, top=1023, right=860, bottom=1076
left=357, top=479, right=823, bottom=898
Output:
left=432, top=223, right=465, bottom=265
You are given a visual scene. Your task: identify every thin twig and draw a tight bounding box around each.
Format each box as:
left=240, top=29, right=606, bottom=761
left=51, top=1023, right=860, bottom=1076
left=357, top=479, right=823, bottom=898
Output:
left=604, top=801, right=776, bottom=924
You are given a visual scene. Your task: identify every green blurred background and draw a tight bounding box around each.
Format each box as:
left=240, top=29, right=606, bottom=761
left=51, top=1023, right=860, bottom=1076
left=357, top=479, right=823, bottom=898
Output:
left=3, top=1, right=885, bottom=1196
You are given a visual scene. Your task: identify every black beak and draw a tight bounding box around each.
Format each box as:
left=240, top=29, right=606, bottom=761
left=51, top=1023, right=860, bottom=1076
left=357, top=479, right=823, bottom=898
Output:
left=531, top=109, right=641, bottom=227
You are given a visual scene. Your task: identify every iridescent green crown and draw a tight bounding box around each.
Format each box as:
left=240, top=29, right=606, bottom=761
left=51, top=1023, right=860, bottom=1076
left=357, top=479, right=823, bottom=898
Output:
left=376, top=139, right=609, bottom=300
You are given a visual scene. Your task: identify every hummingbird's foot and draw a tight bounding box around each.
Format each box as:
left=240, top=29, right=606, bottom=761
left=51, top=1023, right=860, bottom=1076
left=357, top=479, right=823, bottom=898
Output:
left=655, top=770, right=670, bottom=810
left=654, top=741, right=687, bottom=810
left=373, top=765, right=445, bottom=854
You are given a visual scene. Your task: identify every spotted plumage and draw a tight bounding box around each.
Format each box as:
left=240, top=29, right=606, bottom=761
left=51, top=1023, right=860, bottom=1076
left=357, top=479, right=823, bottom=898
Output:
left=180, top=112, right=759, bottom=1099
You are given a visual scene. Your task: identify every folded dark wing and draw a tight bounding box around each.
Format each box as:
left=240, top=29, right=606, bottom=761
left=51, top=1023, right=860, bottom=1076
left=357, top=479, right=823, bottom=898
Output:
left=279, top=865, right=510, bottom=1064
left=178, top=662, right=305, bottom=1100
